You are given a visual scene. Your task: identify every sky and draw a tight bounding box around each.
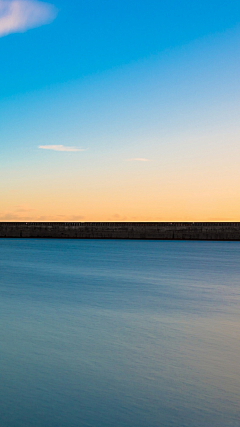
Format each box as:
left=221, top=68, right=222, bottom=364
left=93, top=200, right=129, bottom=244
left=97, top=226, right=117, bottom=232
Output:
left=1, top=0, right=240, bottom=222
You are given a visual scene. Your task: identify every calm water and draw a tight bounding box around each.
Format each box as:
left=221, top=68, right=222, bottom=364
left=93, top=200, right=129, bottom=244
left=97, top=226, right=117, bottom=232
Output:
left=0, top=239, right=240, bottom=427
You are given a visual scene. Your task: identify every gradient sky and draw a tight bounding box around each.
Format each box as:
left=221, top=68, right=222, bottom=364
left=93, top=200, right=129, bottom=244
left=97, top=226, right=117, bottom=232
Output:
left=1, top=0, right=240, bottom=221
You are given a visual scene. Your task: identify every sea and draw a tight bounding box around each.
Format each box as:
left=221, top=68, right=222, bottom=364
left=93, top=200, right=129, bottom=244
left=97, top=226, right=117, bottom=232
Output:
left=0, top=239, right=240, bottom=427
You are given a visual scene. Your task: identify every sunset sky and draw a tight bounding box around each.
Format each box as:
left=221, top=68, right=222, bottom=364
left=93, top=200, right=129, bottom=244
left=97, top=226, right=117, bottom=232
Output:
left=1, top=0, right=240, bottom=221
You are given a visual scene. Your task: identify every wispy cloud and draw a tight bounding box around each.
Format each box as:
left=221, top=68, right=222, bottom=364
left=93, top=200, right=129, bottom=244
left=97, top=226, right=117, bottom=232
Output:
left=126, top=158, right=150, bottom=162
left=14, top=205, right=36, bottom=213
left=0, top=211, right=85, bottom=221
left=0, top=0, right=57, bottom=37
left=39, top=145, right=87, bottom=152
left=109, top=214, right=128, bottom=221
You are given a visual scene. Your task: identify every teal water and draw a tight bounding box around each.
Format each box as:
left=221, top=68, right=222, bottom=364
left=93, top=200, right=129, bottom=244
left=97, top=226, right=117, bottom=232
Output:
left=0, top=239, right=240, bottom=427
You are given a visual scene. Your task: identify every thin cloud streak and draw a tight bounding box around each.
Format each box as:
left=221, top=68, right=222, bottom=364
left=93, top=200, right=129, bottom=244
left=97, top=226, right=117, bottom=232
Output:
left=39, top=145, right=87, bottom=152
left=126, top=158, right=150, bottom=162
left=0, top=0, right=57, bottom=37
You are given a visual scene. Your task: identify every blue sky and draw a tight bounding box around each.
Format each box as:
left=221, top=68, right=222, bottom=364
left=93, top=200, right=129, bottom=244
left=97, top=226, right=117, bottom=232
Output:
left=1, top=0, right=240, bottom=221
left=1, top=0, right=240, bottom=97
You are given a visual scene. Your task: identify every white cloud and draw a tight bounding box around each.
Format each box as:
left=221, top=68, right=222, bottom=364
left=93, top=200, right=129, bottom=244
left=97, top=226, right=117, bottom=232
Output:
left=39, top=145, right=87, bottom=152
left=0, top=0, right=57, bottom=37
left=126, top=158, right=150, bottom=162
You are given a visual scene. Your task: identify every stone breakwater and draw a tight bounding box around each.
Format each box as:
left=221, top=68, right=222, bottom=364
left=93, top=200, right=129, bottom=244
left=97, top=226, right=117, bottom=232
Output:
left=1, top=222, right=240, bottom=240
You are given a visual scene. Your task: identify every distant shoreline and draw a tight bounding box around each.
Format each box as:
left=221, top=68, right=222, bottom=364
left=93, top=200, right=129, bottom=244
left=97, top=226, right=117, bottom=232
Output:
left=1, top=222, right=240, bottom=240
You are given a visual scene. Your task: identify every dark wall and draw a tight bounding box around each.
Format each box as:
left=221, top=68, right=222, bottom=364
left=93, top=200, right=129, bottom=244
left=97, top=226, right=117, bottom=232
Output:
left=1, top=222, right=240, bottom=240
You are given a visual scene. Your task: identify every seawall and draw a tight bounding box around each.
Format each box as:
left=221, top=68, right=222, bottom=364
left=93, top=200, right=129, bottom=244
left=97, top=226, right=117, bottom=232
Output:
left=1, top=222, right=240, bottom=240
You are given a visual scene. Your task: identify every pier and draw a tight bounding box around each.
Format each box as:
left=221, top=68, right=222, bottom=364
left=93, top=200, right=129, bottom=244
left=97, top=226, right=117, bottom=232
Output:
left=1, top=222, right=240, bottom=240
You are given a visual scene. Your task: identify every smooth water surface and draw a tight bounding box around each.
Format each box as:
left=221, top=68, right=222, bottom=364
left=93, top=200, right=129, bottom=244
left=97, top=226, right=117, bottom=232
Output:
left=0, top=239, right=240, bottom=427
